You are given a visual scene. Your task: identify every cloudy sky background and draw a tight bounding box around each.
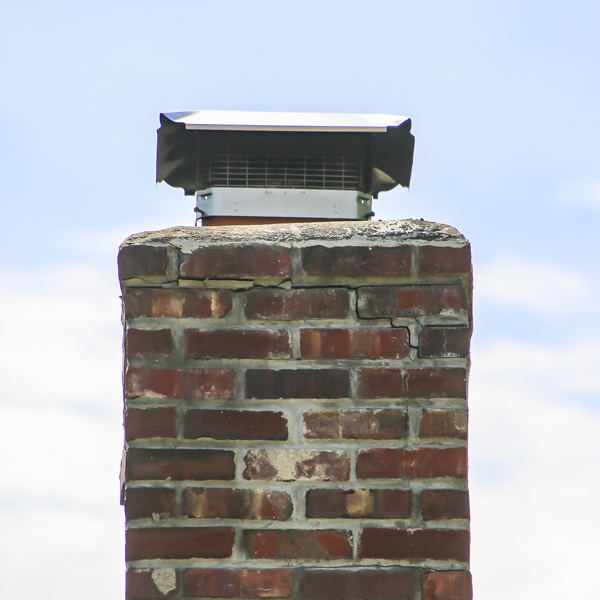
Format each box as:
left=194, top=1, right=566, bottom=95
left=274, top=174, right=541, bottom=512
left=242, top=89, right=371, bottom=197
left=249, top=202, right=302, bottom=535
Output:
left=1, top=1, right=599, bottom=597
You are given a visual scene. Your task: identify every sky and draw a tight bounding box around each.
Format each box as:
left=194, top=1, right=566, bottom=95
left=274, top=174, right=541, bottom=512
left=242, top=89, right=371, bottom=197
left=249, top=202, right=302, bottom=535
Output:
left=1, top=1, right=599, bottom=597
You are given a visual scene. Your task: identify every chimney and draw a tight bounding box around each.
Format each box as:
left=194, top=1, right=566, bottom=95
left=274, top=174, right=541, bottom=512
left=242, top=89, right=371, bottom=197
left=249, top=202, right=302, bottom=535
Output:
left=119, top=112, right=473, bottom=600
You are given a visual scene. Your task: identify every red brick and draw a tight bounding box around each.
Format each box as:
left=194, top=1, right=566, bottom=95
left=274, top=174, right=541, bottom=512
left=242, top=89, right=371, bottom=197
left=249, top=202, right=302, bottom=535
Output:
left=185, top=330, right=291, bottom=360
left=299, top=245, right=411, bottom=277
left=244, top=530, right=352, bottom=560
left=301, top=569, right=415, bottom=600
left=419, top=245, right=471, bottom=275
left=184, top=488, right=293, bottom=520
left=246, top=369, right=350, bottom=399
left=127, top=568, right=178, bottom=599
left=125, top=408, right=177, bottom=441
left=422, top=571, right=472, bottom=600
left=125, top=368, right=234, bottom=400
left=357, top=285, right=468, bottom=318
left=245, top=288, right=349, bottom=320
left=356, top=448, right=467, bottom=479
left=420, top=409, right=468, bottom=440
left=303, top=409, right=407, bottom=440
left=420, top=328, right=470, bottom=358
left=185, top=569, right=293, bottom=598
left=127, top=527, right=235, bottom=560
left=306, top=489, right=410, bottom=519
left=126, top=329, right=173, bottom=358
left=243, top=450, right=350, bottom=482
left=300, top=329, right=409, bottom=360
left=126, top=448, right=235, bottom=481
left=125, top=487, right=177, bottom=520
left=119, top=245, right=168, bottom=281
left=421, top=490, right=470, bottom=521
left=358, top=368, right=467, bottom=399
left=359, top=528, right=469, bottom=562
left=184, top=410, right=288, bottom=441
left=180, top=244, right=291, bottom=279
left=124, top=289, right=232, bottom=319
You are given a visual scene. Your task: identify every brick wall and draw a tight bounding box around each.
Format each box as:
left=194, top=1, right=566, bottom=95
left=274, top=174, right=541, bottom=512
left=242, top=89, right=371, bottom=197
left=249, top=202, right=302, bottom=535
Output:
left=119, top=221, right=473, bottom=600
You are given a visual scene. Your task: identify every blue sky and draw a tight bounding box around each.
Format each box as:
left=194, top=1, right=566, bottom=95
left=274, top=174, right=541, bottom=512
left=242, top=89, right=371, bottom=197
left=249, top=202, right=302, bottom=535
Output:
left=1, top=2, right=599, bottom=598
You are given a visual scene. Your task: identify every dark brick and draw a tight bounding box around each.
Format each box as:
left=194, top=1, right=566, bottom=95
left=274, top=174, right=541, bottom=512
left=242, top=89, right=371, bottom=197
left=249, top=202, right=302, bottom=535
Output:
left=126, top=329, right=173, bottom=358
left=359, top=528, right=469, bottom=562
left=125, top=368, right=235, bottom=400
left=124, top=289, right=232, bottom=320
left=246, top=369, right=350, bottom=399
left=127, top=527, right=235, bottom=560
left=420, top=409, right=468, bottom=440
left=358, top=368, right=467, bottom=399
left=185, top=330, right=291, bottom=360
left=301, top=569, right=415, bottom=600
left=125, top=408, right=177, bottom=441
left=244, top=530, right=352, bottom=560
left=420, top=327, right=470, bottom=358
left=126, top=448, right=235, bottom=481
left=303, top=409, right=407, bottom=440
left=185, top=569, right=293, bottom=598
left=300, top=245, right=411, bottom=277
left=356, top=448, right=467, bottom=479
left=183, top=488, right=293, bottom=520
left=357, top=285, right=468, bottom=318
left=245, top=288, right=349, bottom=320
left=421, top=490, right=470, bottom=521
left=300, top=328, right=409, bottom=360
left=125, top=487, right=177, bottom=521
left=422, top=571, right=473, bottom=600
left=180, top=244, right=291, bottom=279
left=419, top=245, right=471, bottom=275
left=127, top=568, right=178, bottom=599
left=306, top=489, right=410, bottom=519
left=119, top=245, right=168, bottom=281
left=184, top=410, right=288, bottom=441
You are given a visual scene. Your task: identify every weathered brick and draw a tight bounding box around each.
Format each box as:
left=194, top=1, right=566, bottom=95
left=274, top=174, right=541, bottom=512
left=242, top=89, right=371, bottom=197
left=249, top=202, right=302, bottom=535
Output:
left=126, top=329, right=173, bottom=358
left=125, top=487, right=177, bottom=520
left=180, top=244, right=291, bottom=279
left=301, top=569, right=415, bottom=600
left=185, top=330, right=291, bottom=360
left=419, top=245, right=471, bottom=275
left=246, top=369, right=350, bottom=399
left=184, top=410, right=288, bottom=441
left=119, top=245, right=168, bottom=281
left=357, top=285, right=468, bottom=318
left=127, top=568, right=178, bottom=599
left=124, top=289, right=232, bottom=320
left=421, top=490, right=470, bottom=521
left=420, top=327, right=470, bottom=358
left=125, top=368, right=235, bottom=400
left=420, top=409, right=468, bottom=440
left=422, top=571, right=472, bottom=600
left=243, top=450, right=350, bottom=482
left=125, top=407, right=177, bottom=441
left=356, top=448, right=467, bottom=479
left=184, top=488, right=293, bottom=520
left=127, top=527, right=235, bottom=560
left=185, top=569, right=293, bottom=598
left=245, top=288, right=349, bottom=320
left=244, top=530, right=352, bottom=560
left=299, top=245, right=411, bottom=277
left=306, top=489, right=410, bottom=519
left=300, top=328, right=409, bottom=360
left=359, top=528, right=469, bottom=562
left=303, top=409, right=407, bottom=440
left=126, top=448, right=235, bottom=481
left=358, top=368, right=467, bottom=399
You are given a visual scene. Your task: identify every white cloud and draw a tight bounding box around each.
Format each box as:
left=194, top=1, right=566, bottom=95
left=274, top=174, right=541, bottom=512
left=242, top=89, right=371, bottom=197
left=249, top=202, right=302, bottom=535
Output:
left=558, top=177, right=600, bottom=208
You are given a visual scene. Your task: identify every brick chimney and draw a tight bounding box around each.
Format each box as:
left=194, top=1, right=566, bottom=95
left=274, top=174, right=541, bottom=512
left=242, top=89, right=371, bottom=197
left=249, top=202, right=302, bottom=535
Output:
left=119, top=220, right=473, bottom=600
